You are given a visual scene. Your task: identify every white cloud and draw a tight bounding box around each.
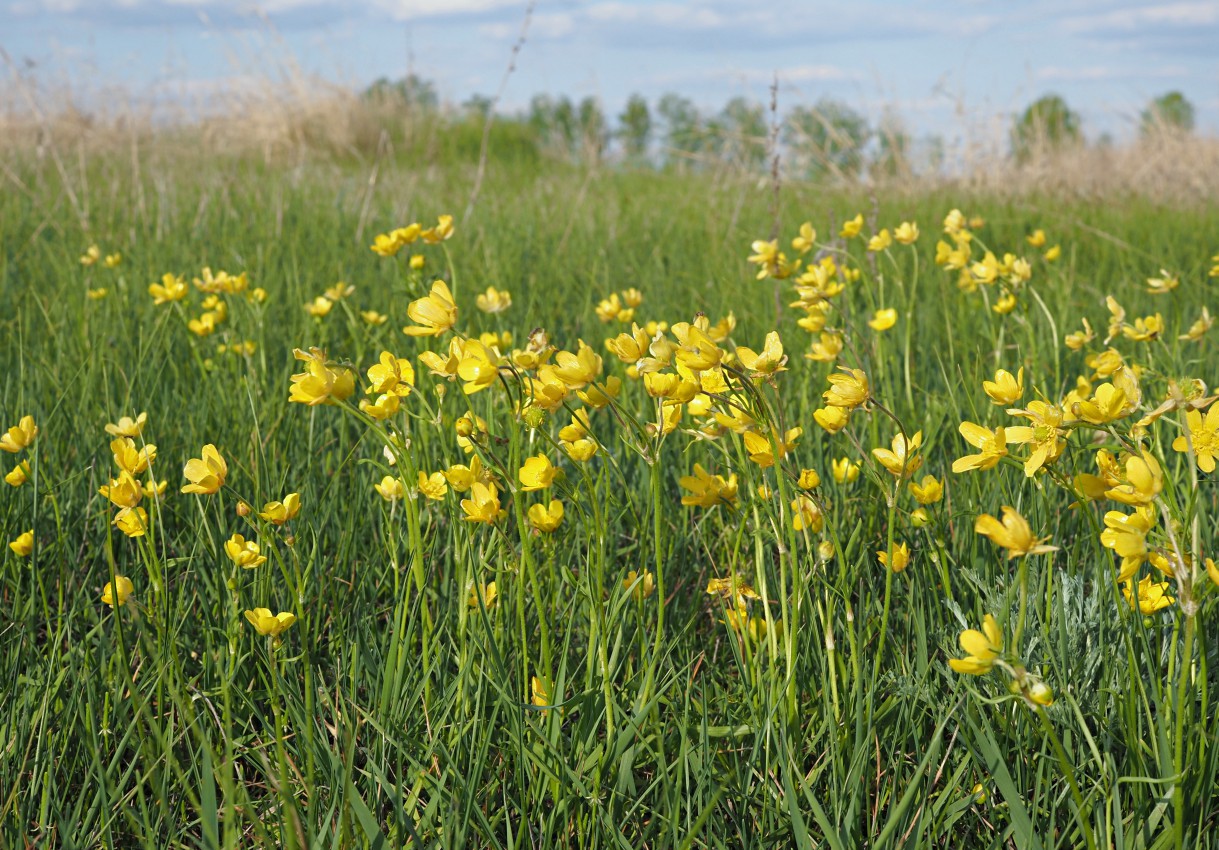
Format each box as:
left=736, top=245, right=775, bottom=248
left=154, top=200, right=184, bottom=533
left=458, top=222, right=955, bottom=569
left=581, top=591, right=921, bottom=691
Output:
left=374, top=0, right=525, bottom=20
left=479, top=10, right=573, bottom=39
left=1035, top=64, right=1190, bottom=82
left=1062, top=1, right=1219, bottom=33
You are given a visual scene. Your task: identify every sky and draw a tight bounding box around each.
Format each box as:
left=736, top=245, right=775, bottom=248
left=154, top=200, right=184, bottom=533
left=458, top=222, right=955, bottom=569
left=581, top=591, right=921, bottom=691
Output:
left=3, top=0, right=1218, bottom=143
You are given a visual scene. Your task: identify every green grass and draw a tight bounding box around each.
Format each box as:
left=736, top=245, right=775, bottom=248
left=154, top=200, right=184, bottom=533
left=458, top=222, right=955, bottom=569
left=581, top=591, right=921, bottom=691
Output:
left=1, top=149, right=1218, bottom=849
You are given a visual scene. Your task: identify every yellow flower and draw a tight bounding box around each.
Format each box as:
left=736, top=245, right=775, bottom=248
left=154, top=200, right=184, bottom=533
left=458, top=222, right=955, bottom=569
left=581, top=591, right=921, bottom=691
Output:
left=1122, top=313, right=1164, bottom=342
left=867, top=229, right=892, bottom=252
left=10, top=530, right=34, bottom=556
left=0, top=415, right=38, bottom=453
left=456, top=340, right=503, bottom=395
left=403, top=280, right=458, bottom=337
left=99, top=471, right=143, bottom=509
left=948, top=614, right=1002, bottom=675
left=417, top=471, right=448, bottom=501
left=86, top=287, right=108, bottom=300
left=877, top=541, right=910, bottom=572
left=868, top=308, right=897, bottom=332
left=623, top=570, right=655, bottom=600
left=975, top=506, right=1056, bottom=559
left=791, top=222, right=816, bottom=253
left=792, top=494, right=823, bottom=532
left=475, top=286, right=512, bottom=313
left=375, top=475, right=406, bottom=501
left=736, top=331, right=787, bottom=377
left=5, top=460, right=31, bottom=487
left=113, top=507, right=148, bottom=537
left=530, top=675, right=553, bottom=709
left=814, top=405, right=850, bottom=434
left=461, top=482, right=502, bottom=524
left=225, top=534, right=267, bottom=569
left=304, top=296, right=334, bottom=318
left=872, top=430, right=923, bottom=478
left=1105, top=451, right=1162, bottom=506
left=362, top=310, right=389, bottom=326
left=706, top=576, right=761, bottom=607
left=81, top=244, right=102, bottom=265
left=1179, top=307, right=1213, bottom=342
left=832, top=457, right=860, bottom=484
left=468, top=581, right=498, bottom=609
left=359, top=393, right=401, bottom=420
left=952, top=423, right=1007, bottom=473
left=102, top=575, right=134, bottom=608
left=577, top=376, right=621, bottom=409
left=823, top=368, right=869, bottom=409
left=259, top=493, right=301, bottom=525
left=551, top=340, right=603, bottom=389
left=1005, top=401, right=1066, bottom=477
left=797, top=468, right=821, bottom=490
left=244, top=608, right=297, bottom=639
left=105, top=412, right=148, bottom=438
left=894, top=221, right=920, bottom=244
left=111, top=437, right=156, bottom=475
left=528, top=499, right=565, bottom=532
left=909, top=474, right=943, bottom=505
left=1074, top=382, right=1127, bottom=425
left=288, top=347, right=356, bottom=406
left=367, top=351, right=417, bottom=398
left=1172, top=404, right=1219, bottom=473
left=325, top=281, right=355, bottom=301
left=1044, top=245, right=1061, bottom=262
left=942, top=209, right=967, bottom=235
left=840, top=213, right=864, bottom=238
left=679, top=464, right=738, bottom=508
left=1026, top=229, right=1046, bottom=248
left=1100, top=507, right=1155, bottom=581
left=519, top=455, right=557, bottom=491
left=1123, top=575, right=1174, bottom=614
left=1064, top=318, right=1095, bottom=351
left=743, top=427, right=801, bottom=469
left=983, top=368, right=1023, bottom=406
left=421, top=214, right=455, bottom=244
left=804, top=332, right=843, bottom=363
left=181, top=444, right=227, bottom=495
left=1145, top=269, right=1178, bottom=295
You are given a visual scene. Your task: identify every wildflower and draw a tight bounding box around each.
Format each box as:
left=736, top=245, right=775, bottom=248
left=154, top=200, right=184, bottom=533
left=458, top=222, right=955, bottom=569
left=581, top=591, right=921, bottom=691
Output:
left=1145, top=270, right=1178, bottom=295
left=814, top=405, right=850, bottom=434
left=86, top=287, right=108, bottom=299
left=259, top=494, right=300, bottom=525
left=797, top=468, right=821, bottom=490
left=444, top=456, right=491, bottom=492
left=375, top=476, right=406, bottom=501
left=877, top=541, right=910, bottom=572
left=143, top=479, right=167, bottom=499
left=113, top=507, right=148, bottom=537
left=840, top=214, right=864, bottom=238
left=475, top=286, right=512, bottom=313
left=1123, top=575, right=1174, bottom=614
left=1180, top=307, right=1213, bottom=341
left=362, top=310, right=389, bottom=326
left=867, top=229, right=892, bottom=252
left=792, top=495, right=823, bottom=531
left=1026, top=229, right=1046, bottom=248
left=0, top=415, right=38, bottom=453
left=894, top=221, right=920, bottom=244
left=992, top=291, right=1017, bottom=314
left=456, top=340, right=502, bottom=395
left=105, top=413, right=148, bottom=439
left=421, top=214, right=454, bottom=243
left=1005, top=401, right=1066, bottom=476
left=100, top=471, right=143, bottom=509
left=403, top=280, right=458, bottom=337
left=673, top=326, right=723, bottom=373
left=736, top=331, right=787, bottom=378
left=289, top=348, right=356, bottom=406
left=468, top=581, right=498, bottom=609
left=519, top=455, right=557, bottom=491
left=1105, top=451, right=1162, bottom=506
left=868, top=308, right=897, bottom=332
left=832, top=457, right=860, bottom=484
left=530, top=675, right=553, bottom=709
left=360, top=393, right=401, bottom=420
left=304, top=296, right=333, bottom=318
left=909, top=474, right=943, bottom=504
left=975, top=507, right=1057, bottom=558
left=225, top=534, right=267, bottom=569
left=10, top=530, right=33, bottom=556
left=911, top=507, right=930, bottom=527
left=623, top=570, right=655, bottom=600
left=102, top=576, right=134, bottom=608
left=1122, top=314, right=1164, bottom=342
left=461, top=482, right=501, bottom=524
left=1172, top=404, right=1219, bottom=472
left=578, top=376, right=621, bottom=409
left=952, top=423, right=1007, bottom=473
left=528, top=499, right=564, bottom=532
left=1044, top=245, right=1061, bottom=262
left=5, top=460, right=31, bottom=487
left=182, top=444, right=227, bottom=495
left=111, top=438, right=156, bottom=475
left=948, top=614, right=1002, bottom=675
left=551, top=340, right=603, bottom=389
left=706, top=576, right=761, bottom=607
left=244, top=608, right=297, bottom=640
left=743, top=427, right=801, bottom=469
left=562, top=438, right=598, bottom=462
left=805, top=332, right=844, bottom=362
left=823, top=368, right=869, bottom=409
left=1100, top=508, right=1155, bottom=580
left=1064, top=318, right=1095, bottom=351
left=679, top=464, right=738, bottom=508
left=872, top=430, right=923, bottom=478
left=983, top=368, right=1023, bottom=406
left=415, top=471, right=447, bottom=501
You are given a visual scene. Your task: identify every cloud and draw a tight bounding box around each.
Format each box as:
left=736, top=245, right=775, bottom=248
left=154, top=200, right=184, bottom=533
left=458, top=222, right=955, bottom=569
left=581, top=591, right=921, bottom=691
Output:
left=1061, top=1, right=1219, bottom=33
left=479, top=10, right=573, bottom=39
left=1035, top=64, right=1190, bottom=82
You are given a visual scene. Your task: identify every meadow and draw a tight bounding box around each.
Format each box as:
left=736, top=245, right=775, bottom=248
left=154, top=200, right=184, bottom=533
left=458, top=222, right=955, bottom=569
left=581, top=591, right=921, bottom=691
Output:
left=2, top=129, right=1218, bottom=849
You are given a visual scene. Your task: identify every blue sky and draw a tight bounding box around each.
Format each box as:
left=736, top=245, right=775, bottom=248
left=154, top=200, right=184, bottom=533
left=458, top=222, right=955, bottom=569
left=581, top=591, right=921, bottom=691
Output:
left=4, top=0, right=1218, bottom=141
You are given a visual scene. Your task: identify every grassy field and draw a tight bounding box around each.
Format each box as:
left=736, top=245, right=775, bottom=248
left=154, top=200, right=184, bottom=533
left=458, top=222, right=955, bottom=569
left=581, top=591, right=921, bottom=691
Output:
left=2, top=145, right=1218, bottom=849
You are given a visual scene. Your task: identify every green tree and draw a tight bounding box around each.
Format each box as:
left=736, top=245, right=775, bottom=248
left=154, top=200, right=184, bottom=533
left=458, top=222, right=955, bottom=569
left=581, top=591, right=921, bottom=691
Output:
left=617, top=94, right=652, bottom=164
left=784, top=98, right=871, bottom=179
left=657, top=93, right=704, bottom=168
left=1141, top=91, right=1195, bottom=135
left=871, top=109, right=911, bottom=180
left=578, top=96, right=608, bottom=162
left=715, top=97, right=768, bottom=170
left=363, top=74, right=438, bottom=110
left=1011, top=93, right=1081, bottom=161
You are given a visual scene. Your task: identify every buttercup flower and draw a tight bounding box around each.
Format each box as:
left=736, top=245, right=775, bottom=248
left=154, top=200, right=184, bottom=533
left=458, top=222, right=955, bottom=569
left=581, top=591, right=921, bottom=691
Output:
left=948, top=614, right=1002, bottom=675
left=10, top=530, right=34, bottom=556
left=225, top=534, right=267, bottom=569
left=244, top=608, right=297, bottom=639
left=528, top=499, right=565, bottom=532
left=975, top=507, right=1057, bottom=558
left=1, top=415, right=38, bottom=453
left=403, top=280, right=458, bottom=337
left=102, top=575, right=134, bottom=608
left=182, top=444, right=227, bottom=495
left=259, top=494, right=301, bottom=525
